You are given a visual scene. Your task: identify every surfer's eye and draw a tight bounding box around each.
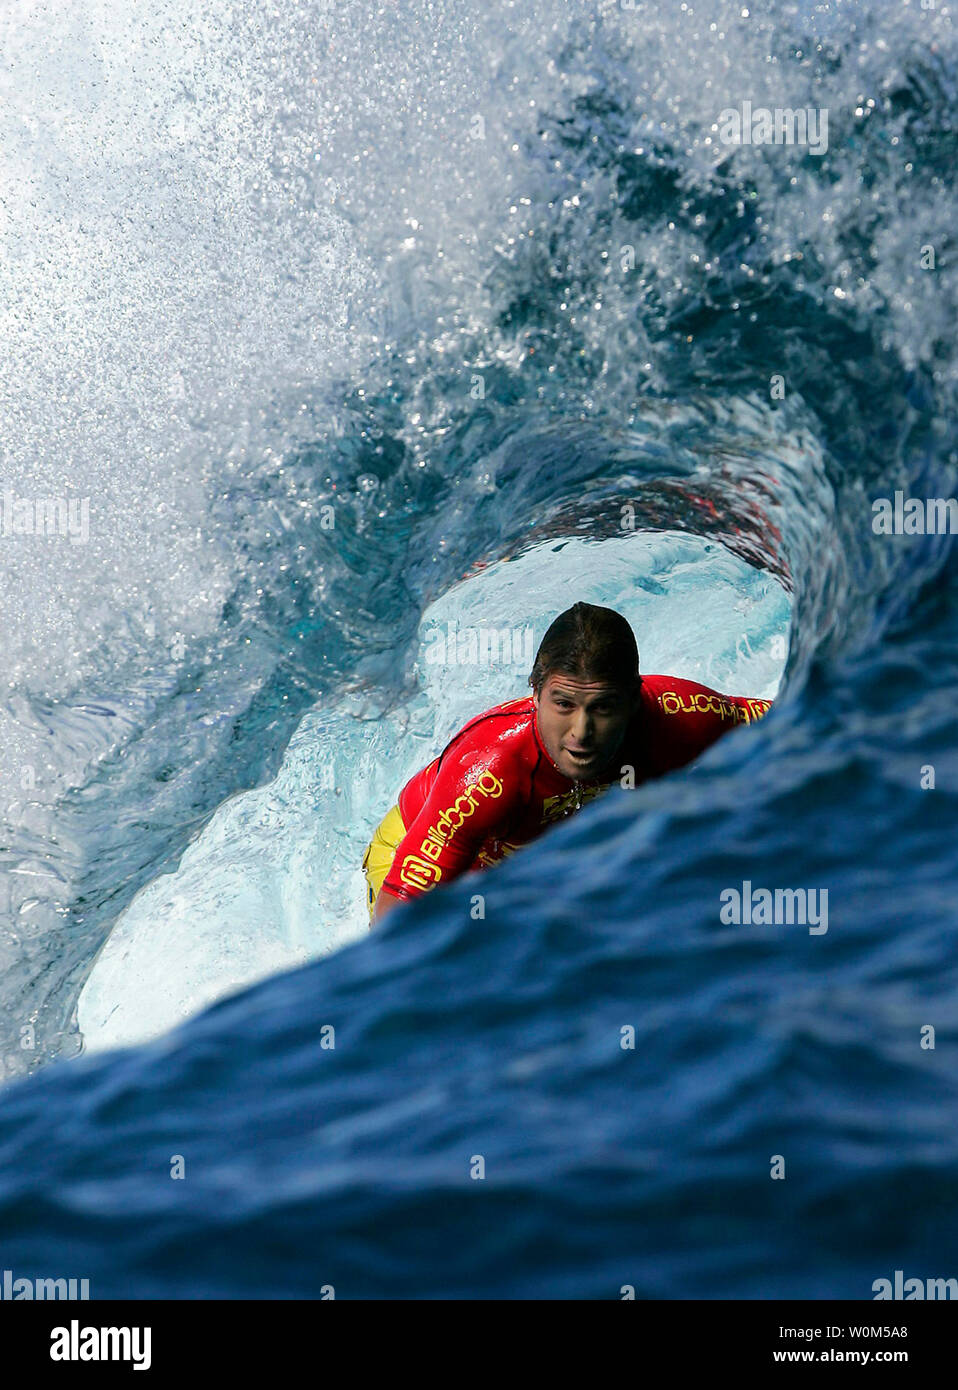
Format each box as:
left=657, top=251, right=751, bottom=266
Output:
left=554, top=697, right=614, bottom=713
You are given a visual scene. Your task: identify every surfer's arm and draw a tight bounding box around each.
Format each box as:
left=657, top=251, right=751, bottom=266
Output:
left=378, top=751, right=515, bottom=905
left=642, top=677, right=773, bottom=771
left=716, top=692, right=774, bottom=725
left=372, top=887, right=404, bottom=923
left=662, top=680, right=772, bottom=734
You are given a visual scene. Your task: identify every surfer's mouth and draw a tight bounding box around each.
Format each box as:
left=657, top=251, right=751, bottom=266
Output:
left=564, top=747, right=597, bottom=763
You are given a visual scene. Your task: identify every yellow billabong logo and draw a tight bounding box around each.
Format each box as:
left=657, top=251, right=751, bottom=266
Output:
left=397, top=853, right=443, bottom=893
left=398, top=768, right=505, bottom=891
left=658, top=691, right=772, bottom=724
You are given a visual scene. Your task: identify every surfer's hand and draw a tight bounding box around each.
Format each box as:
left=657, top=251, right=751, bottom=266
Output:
left=372, top=890, right=404, bottom=925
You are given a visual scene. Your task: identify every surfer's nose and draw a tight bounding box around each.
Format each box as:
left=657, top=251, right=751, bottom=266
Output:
left=571, top=711, right=592, bottom=743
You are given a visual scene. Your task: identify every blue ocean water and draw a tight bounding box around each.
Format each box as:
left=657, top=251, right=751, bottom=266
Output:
left=1, top=0, right=957, bottom=1298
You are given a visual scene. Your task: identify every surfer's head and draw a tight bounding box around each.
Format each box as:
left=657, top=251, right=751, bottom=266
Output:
left=530, top=603, right=642, bottom=782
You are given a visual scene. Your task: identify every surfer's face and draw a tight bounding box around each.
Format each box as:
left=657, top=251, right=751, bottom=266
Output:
left=533, top=672, right=640, bottom=783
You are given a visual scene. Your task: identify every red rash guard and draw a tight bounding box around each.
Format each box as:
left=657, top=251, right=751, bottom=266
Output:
left=379, top=674, right=773, bottom=904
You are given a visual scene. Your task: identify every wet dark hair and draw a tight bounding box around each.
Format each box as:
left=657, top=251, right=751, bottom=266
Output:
left=528, top=602, right=641, bottom=698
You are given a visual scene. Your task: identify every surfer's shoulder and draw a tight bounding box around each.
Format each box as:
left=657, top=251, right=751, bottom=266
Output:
left=438, top=696, right=536, bottom=773
left=638, top=673, right=719, bottom=707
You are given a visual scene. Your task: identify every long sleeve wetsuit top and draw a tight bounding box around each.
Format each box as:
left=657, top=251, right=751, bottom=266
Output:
left=379, top=674, right=772, bottom=904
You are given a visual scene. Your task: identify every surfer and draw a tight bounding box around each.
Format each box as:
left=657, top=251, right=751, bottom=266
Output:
left=363, top=602, right=773, bottom=923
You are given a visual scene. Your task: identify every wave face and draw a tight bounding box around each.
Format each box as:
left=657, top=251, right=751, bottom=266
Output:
left=2, top=0, right=958, bottom=1297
